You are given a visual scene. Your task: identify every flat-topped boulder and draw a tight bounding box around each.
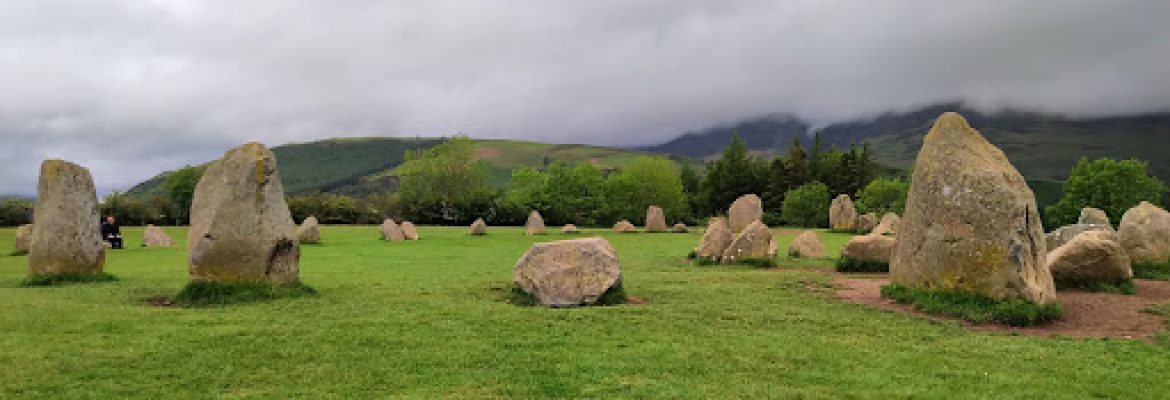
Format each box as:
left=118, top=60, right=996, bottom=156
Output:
left=613, top=220, right=636, bottom=233
left=696, top=218, right=732, bottom=261
left=381, top=218, right=405, bottom=241
left=1047, top=230, right=1132, bottom=287
left=1078, top=207, right=1111, bottom=226
left=890, top=113, right=1055, bottom=304
left=525, top=211, right=546, bottom=235
left=645, top=206, right=667, bottom=232
left=1118, top=202, right=1170, bottom=265
left=1046, top=223, right=1114, bottom=251
left=788, top=230, right=826, bottom=258
left=513, top=237, right=622, bottom=307
left=400, top=222, right=419, bottom=240
left=672, top=223, right=688, bottom=233
left=829, top=194, right=858, bottom=231
left=728, top=194, right=763, bottom=233
left=143, top=225, right=176, bottom=247
left=561, top=224, right=579, bottom=234
left=28, top=160, right=105, bottom=276
left=841, top=234, right=897, bottom=264
left=721, top=220, right=774, bottom=262
left=13, top=224, right=32, bottom=255
left=469, top=218, right=488, bottom=235
left=297, top=216, right=321, bottom=244
left=187, top=143, right=300, bottom=284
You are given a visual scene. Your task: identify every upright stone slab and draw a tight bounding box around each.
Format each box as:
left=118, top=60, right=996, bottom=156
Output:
left=696, top=218, right=732, bottom=261
left=143, top=225, right=176, bottom=247
left=525, top=211, right=546, bottom=235
left=469, top=218, right=488, bottom=235
left=890, top=113, right=1055, bottom=304
left=381, top=218, right=405, bottom=241
left=513, top=237, right=622, bottom=307
left=1078, top=207, right=1111, bottom=226
left=187, top=143, right=300, bottom=284
left=872, top=213, right=900, bottom=236
left=727, top=194, right=763, bottom=233
left=788, top=230, right=826, bottom=258
left=400, top=221, right=419, bottom=240
left=13, top=224, right=32, bottom=255
left=297, top=216, right=321, bottom=244
left=829, top=194, right=858, bottom=231
left=28, top=160, right=105, bottom=275
left=1118, top=202, right=1170, bottom=265
left=645, top=206, right=667, bottom=232
left=613, top=220, right=636, bottom=233
left=721, top=220, right=774, bottom=263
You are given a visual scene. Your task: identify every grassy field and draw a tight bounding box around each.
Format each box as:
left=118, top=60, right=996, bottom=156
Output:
left=0, top=226, right=1169, bottom=398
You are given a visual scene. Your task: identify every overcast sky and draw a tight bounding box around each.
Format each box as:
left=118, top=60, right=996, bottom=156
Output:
left=2, top=0, right=1169, bottom=196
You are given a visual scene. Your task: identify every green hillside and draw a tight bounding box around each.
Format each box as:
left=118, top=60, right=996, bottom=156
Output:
left=126, top=138, right=679, bottom=197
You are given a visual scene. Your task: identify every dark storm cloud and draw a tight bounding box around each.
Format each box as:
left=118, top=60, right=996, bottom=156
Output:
left=2, top=0, right=1169, bottom=195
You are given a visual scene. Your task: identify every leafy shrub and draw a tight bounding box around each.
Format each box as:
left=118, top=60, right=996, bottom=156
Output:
left=1133, top=262, right=1170, bottom=280
left=880, top=284, right=1062, bottom=327
left=855, top=177, right=908, bottom=215
left=781, top=181, right=830, bottom=228
left=1045, top=158, right=1166, bottom=227
left=835, top=258, right=889, bottom=273
left=173, top=281, right=317, bottom=307
left=21, top=272, right=118, bottom=287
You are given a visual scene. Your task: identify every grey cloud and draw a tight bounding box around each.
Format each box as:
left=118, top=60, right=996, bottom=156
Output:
left=2, top=0, right=1169, bottom=195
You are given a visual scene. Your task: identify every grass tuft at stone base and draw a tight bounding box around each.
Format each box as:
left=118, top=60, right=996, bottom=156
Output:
left=172, top=281, right=317, bottom=307
left=1055, top=279, right=1136, bottom=295
left=880, top=284, right=1062, bottom=327
left=1132, top=262, right=1170, bottom=280
left=506, top=283, right=627, bottom=307
left=692, top=256, right=776, bottom=268
left=21, top=272, right=118, bottom=287
left=835, top=258, right=889, bottom=273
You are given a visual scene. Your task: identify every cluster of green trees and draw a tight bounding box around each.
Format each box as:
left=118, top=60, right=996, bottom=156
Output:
left=1045, top=158, right=1166, bottom=227
left=0, top=198, right=34, bottom=226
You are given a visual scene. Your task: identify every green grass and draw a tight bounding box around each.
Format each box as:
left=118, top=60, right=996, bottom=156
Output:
left=835, top=257, right=890, bottom=273
left=880, top=284, right=1063, bottom=327
left=1133, top=262, right=1170, bottom=280
left=21, top=272, right=118, bottom=287
left=0, top=225, right=1168, bottom=397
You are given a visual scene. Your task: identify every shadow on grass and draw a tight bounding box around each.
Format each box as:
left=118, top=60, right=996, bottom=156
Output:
left=147, top=281, right=317, bottom=308
left=502, top=283, right=628, bottom=307
left=835, top=258, right=889, bottom=273
left=880, top=284, right=1062, bottom=327
left=21, top=272, right=118, bottom=287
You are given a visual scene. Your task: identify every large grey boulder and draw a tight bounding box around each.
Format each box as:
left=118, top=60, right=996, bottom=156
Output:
left=829, top=194, right=858, bottom=231
left=727, top=194, right=763, bottom=233
left=143, top=225, right=176, bottom=247
left=613, top=220, right=636, bottom=233
left=469, top=218, right=488, bottom=235
left=1078, top=207, right=1111, bottom=226
left=721, top=220, right=775, bottom=263
left=890, top=113, right=1056, bottom=304
left=381, top=218, right=405, bottom=241
left=1046, top=223, right=1114, bottom=251
left=513, top=237, right=622, bottom=307
left=645, top=206, right=667, bottom=233
left=1119, top=202, right=1170, bottom=265
left=1047, top=230, right=1132, bottom=287
left=561, top=224, right=579, bottom=234
left=788, top=230, right=826, bottom=258
left=672, top=223, right=688, bottom=233
left=297, top=216, right=321, bottom=244
left=696, top=218, right=732, bottom=261
left=525, top=211, right=546, bottom=235
left=841, top=234, right=897, bottom=264
left=187, top=143, right=300, bottom=284
left=13, top=224, right=32, bottom=255
left=27, top=160, right=105, bottom=275
left=400, top=221, right=419, bottom=240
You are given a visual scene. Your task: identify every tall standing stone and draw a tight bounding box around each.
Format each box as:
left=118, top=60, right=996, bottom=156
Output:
left=381, top=218, right=405, bottom=241
left=696, top=217, right=732, bottom=261
left=143, top=225, right=177, bottom=247
left=13, top=224, right=32, bottom=255
left=829, top=194, right=858, bottom=231
left=645, top=206, right=667, bottom=233
left=890, top=113, right=1055, bottom=304
left=1118, top=201, right=1170, bottom=265
left=27, top=160, right=105, bottom=276
left=525, top=211, right=546, bottom=235
left=727, top=194, right=763, bottom=233
left=297, top=216, right=321, bottom=244
left=187, top=143, right=300, bottom=284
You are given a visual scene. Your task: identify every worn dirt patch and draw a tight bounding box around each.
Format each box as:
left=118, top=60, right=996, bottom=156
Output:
left=473, top=147, right=502, bottom=159
left=835, top=275, right=1170, bottom=340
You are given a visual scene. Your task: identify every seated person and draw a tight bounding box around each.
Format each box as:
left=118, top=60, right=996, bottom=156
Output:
left=100, top=216, right=123, bottom=249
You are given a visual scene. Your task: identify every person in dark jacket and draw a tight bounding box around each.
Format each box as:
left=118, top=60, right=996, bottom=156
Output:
left=100, top=216, right=123, bottom=249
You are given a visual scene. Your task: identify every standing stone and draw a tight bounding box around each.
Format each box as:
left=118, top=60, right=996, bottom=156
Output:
left=1118, top=201, right=1170, bottom=265
left=13, top=224, right=32, bottom=255
left=400, top=221, right=419, bottom=240
left=727, top=194, right=763, bottom=233
left=28, top=160, right=105, bottom=275
left=381, top=218, right=405, bottom=241
left=469, top=218, right=488, bottom=235
left=1046, top=223, right=1114, bottom=251
left=872, top=213, right=900, bottom=236
left=890, top=113, right=1055, bottom=304
left=1047, top=230, right=1132, bottom=287
left=721, top=220, right=774, bottom=263
left=613, top=220, right=637, bottom=233
left=856, top=213, right=878, bottom=234
left=788, top=230, right=826, bottom=258
left=513, top=237, right=622, bottom=307
left=841, top=234, right=897, bottom=264
left=525, top=211, right=546, bottom=235
left=187, top=143, right=300, bottom=284
left=672, top=223, right=688, bottom=233
left=645, top=206, right=667, bottom=233
left=297, top=216, right=321, bottom=244
left=562, top=224, right=579, bottom=234
left=1078, top=207, right=1111, bottom=226
left=143, top=225, right=176, bottom=247
left=696, top=218, right=732, bottom=261
left=829, top=194, right=858, bottom=231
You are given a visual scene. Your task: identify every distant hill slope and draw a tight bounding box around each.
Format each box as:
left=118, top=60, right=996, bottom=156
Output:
left=126, top=138, right=679, bottom=197
left=644, top=103, right=1170, bottom=182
